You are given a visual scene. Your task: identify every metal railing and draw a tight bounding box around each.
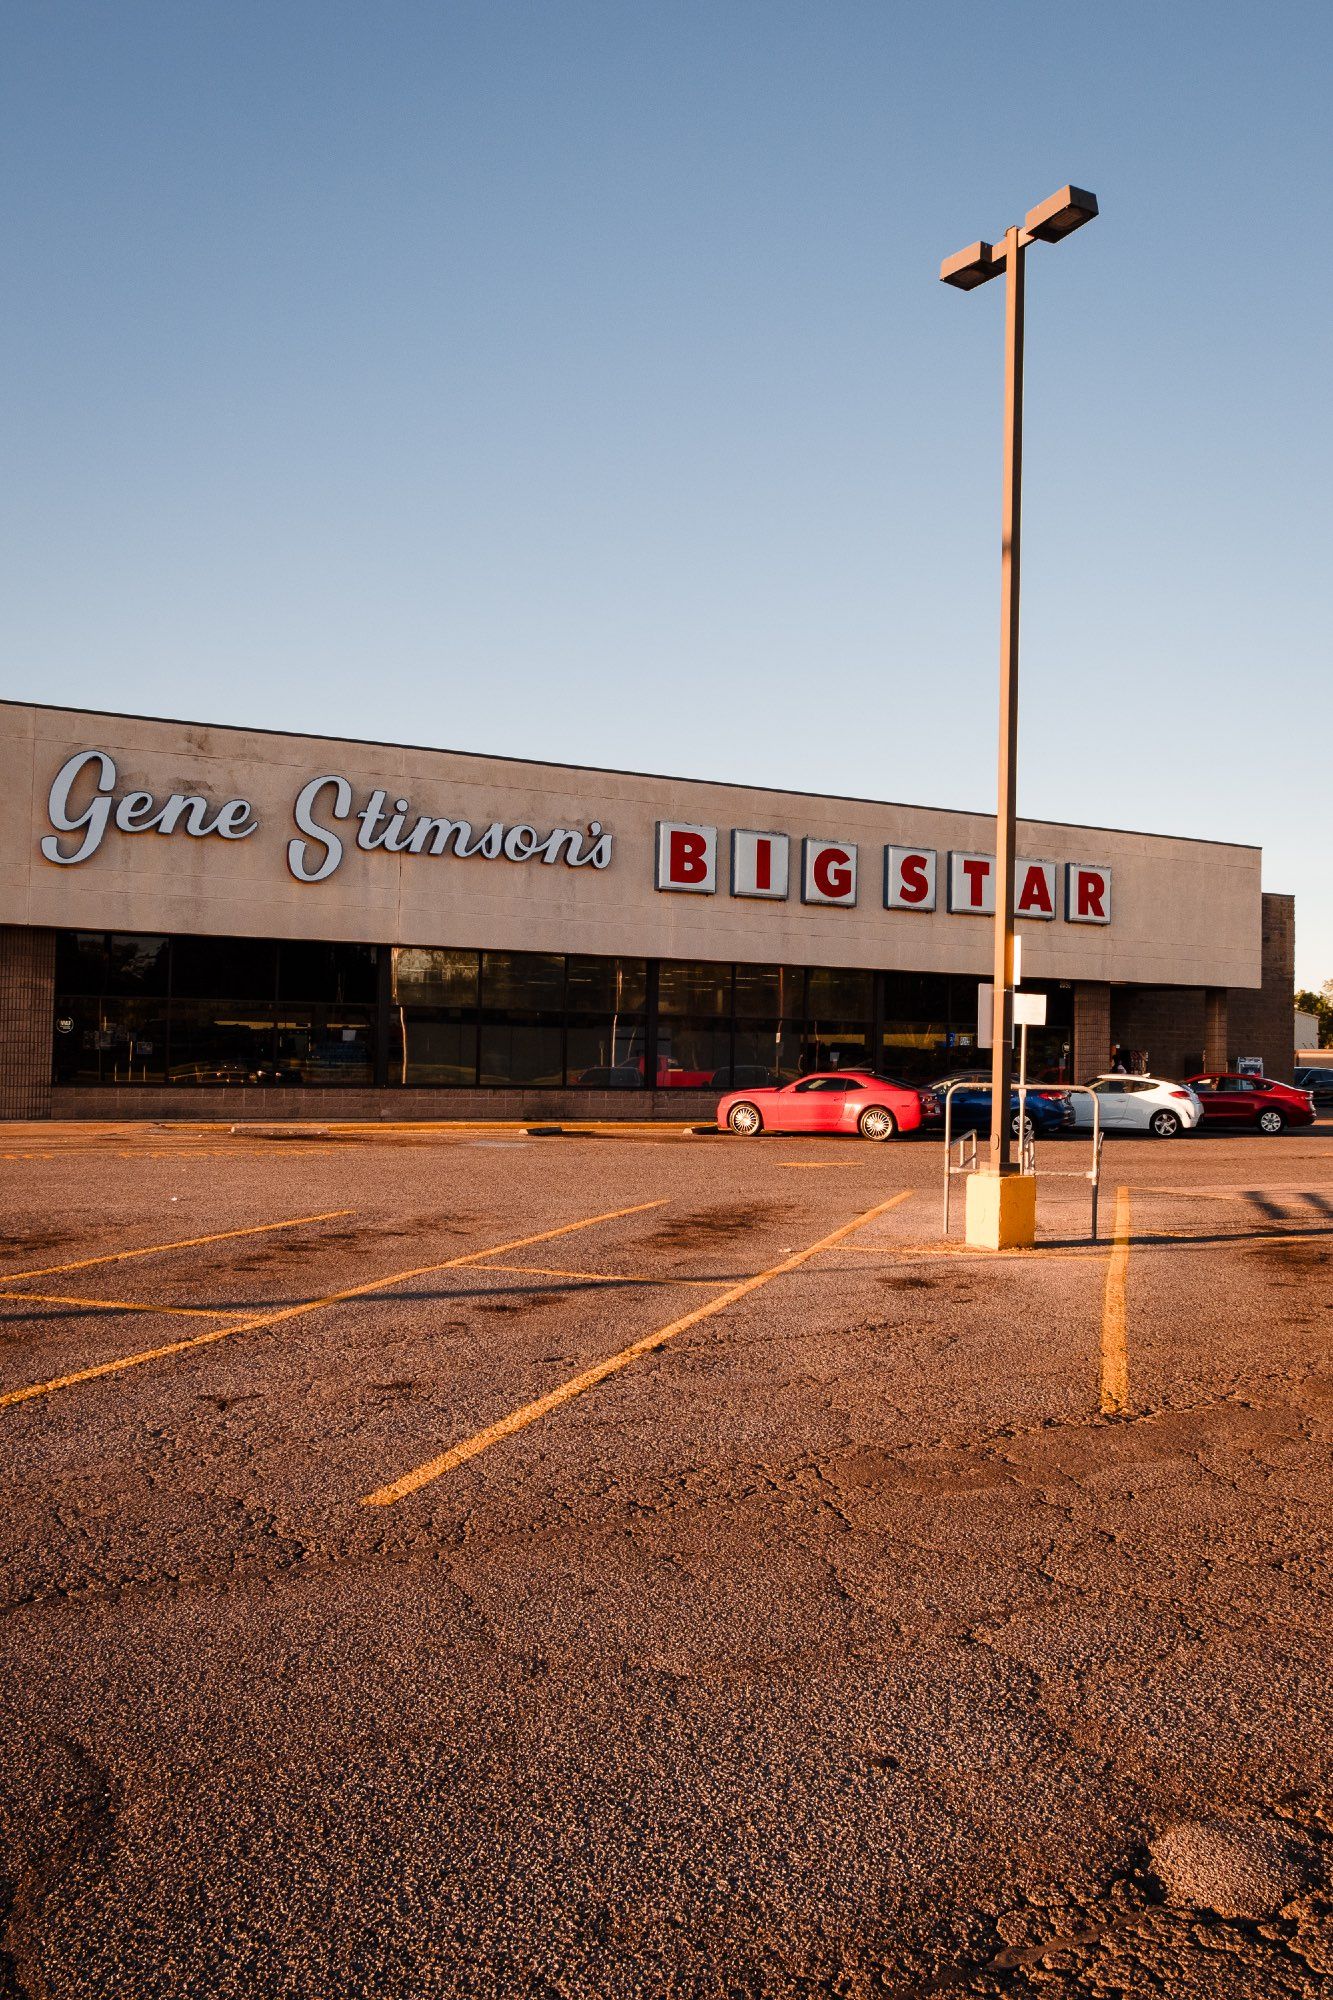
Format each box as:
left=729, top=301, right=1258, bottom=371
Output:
left=941, top=1080, right=1104, bottom=1240
left=1037, top=1083, right=1104, bottom=1241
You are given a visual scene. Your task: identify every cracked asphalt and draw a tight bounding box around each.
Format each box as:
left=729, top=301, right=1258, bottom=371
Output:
left=1, top=1118, right=1331, bottom=1997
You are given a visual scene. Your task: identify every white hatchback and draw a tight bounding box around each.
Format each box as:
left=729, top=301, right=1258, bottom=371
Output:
left=1069, top=1075, right=1204, bottom=1139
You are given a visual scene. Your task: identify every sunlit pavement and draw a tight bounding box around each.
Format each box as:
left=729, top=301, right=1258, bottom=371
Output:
left=2, top=1119, right=1331, bottom=1997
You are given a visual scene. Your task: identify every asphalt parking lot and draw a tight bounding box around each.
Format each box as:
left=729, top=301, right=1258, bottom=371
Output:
left=2, top=1118, right=1332, bottom=1998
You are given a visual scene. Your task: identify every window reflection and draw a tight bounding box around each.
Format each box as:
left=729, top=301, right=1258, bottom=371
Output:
left=400, top=1018, right=477, bottom=1087
left=52, top=997, right=168, bottom=1085
left=658, top=961, right=732, bottom=1016
left=656, top=1020, right=731, bottom=1086
left=807, top=966, right=873, bottom=1017
left=280, top=942, right=378, bottom=1003
left=566, top=956, right=647, bottom=1014
left=52, top=932, right=1075, bottom=1095
left=276, top=1008, right=375, bottom=1085
left=479, top=1022, right=563, bottom=1087
left=481, top=952, right=565, bottom=1011
left=171, top=935, right=276, bottom=1001
left=733, top=964, right=804, bottom=1019
left=392, top=948, right=479, bottom=1008
left=568, top=1018, right=645, bottom=1086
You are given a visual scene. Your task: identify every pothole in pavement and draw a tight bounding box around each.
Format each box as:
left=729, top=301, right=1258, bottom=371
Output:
left=1147, top=1815, right=1329, bottom=1919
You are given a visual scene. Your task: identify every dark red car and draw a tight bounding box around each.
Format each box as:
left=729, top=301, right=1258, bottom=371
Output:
left=1184, top=1073, right=1316, bottom=1135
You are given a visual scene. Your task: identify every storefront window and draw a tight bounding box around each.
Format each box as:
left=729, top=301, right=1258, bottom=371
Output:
left=731, top=1021, right=801, bottom=1085
left=801, top=1021, right=872, bottom=1073
left=733, top=963, right=804, bottom=1018
left=51, top=932, right=1041, bottom=1098
left=658, top=960, right=732, bottom=1016
left=54, top=932, right=109, bottom=995
left=807, top=967, right=873, bottom=1018
left=106, top=934, right=170, bottom=996
left=52, top=997, right=169, bottom=1085
left=167, top=1000, right=278, bottom=1084
left=567, top=1018, right=645, bottom=1086
left=393, top=947, right=479, bottom=1008
left=481, top=952, right=565, bottom=1011
left=880, top=1022, right=952, bottom=1082
left=656, top=1019, right=731, bottom=1086
left=276, top=1007, right=376, bottom=1085
left=566, top=955, right=647, bottom=1014
left=279, top=942, right=378, bottom=1003
left=400, top=1017, right=477, bottom=1087
left=479, top=1022, right=563, bottom=1087
left=883, top=972, right=951, bottom=1020
left=171, top=935, right=277, bottom=1001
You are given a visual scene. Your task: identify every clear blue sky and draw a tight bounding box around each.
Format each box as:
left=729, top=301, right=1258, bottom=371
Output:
left=3, top=3, right=1330, bottom=983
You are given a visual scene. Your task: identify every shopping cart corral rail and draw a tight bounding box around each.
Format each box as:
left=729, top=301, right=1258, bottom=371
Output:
left=942, top=1082, right=1103, bottom=1241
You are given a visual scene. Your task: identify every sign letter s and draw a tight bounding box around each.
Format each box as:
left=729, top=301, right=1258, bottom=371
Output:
left=288, top=775, right=352, bottom=883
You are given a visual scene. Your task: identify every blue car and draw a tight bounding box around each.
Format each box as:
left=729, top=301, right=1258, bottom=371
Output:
left=931, top=1073, right=1075, bottom=1140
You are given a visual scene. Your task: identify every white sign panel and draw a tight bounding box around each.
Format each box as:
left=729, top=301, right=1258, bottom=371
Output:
left=884, top=845, right=937, bottom=911
left=948, top=851, right=995, bottom=915
left=801, top=838, right=857, bottom=907
left=1015, top=857, right=1057, bottom=921
left=976, top=985, right=1049, bottom=1047
left=730, top=829, right=789, bottom=900
left=655, top=821, right=717, bottom=894
left=1065, top=861, right=1112, bottom=925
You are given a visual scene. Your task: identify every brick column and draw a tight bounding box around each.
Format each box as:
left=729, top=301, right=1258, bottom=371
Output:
left=1203, top=988, right=1229, bottom=1072
left=0, top=926, right=56, bottom=1119
left=1227, top=892, right=1295, bottom=1080
left=1073, top=982, right=1111, bottom=1082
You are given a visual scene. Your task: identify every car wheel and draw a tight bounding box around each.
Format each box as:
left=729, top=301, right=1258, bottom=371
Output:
left=1009, top=1111, right=1036, bottom=1141
left=1149, top=1108, right=1181, bottom=1138
left=1257, top=1107, right=1286, bottom=1136
left=858, top=1105, right=898, bottom=1141
left=727, top=1102, right=763, bottom=1137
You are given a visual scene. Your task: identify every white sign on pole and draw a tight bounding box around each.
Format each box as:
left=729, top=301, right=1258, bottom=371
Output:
left=976, top=985, right=1047, bottom=1048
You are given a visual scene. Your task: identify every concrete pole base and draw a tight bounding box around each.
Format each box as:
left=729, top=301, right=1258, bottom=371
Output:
left=965, top=1169, right=1037, bottom=1250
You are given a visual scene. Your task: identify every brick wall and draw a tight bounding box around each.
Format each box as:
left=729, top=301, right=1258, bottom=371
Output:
left=0, top=926, right=56, bottom=1119
left=1229, top=891, right=1295, bottom=1080
left=1072, top=983, right=1111, bottom=1080
left=1203, top=990, right=1229, bottom=1071
left=1109, top=986, right=1206, bottom=1078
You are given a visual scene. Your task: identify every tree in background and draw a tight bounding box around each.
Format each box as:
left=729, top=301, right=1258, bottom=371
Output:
left=1295, top=983, right=1333, bottom=1048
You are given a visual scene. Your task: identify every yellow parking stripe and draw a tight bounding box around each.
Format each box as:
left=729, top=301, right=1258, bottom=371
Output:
left=0, top=1210, right=353, bottom=1287
left=1100, top=1187, right=1131, bottom=1416
left=0, top=1291, right=245, bottom=1320
left=479, top=1262, right=727, bottom=1288
left=0, top=1202, right=664, bottom=1411
left=361, top=1189, right=914, bottom=1506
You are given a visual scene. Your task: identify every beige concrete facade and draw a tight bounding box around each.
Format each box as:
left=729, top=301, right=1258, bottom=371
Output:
left=0, top=702, right=1262, bottom=989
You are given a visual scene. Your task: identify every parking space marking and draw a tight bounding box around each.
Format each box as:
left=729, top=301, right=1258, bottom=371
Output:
left=0, top=1202, right=665, bottom=1412
left=481, top=1263, right=727, bottom=1288
left=0, top=1290, right=246, bottom=1320
left=835, top=1242, right=1107, bottom=1264
left=361, top=1189, right=914, bottom=1507
left=0, top=1210, right=354, bottom=1288
left=1101, top=1186, right=1131, bottom=1416
left=1133, top=1183, right=1333, bottom=1201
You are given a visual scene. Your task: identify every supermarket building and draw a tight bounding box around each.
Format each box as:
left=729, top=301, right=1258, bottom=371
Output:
left=0, top=701, right=1294, bottom=1120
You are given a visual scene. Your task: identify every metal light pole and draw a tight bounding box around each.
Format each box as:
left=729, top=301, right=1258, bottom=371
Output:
left=941, top=185, right=1098, bottom=1191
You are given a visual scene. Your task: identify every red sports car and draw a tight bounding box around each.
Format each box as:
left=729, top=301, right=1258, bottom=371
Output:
left=715, top=1069, right=935, bottom=1141
left=1184, top=1072, right=1316, bottom=1135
